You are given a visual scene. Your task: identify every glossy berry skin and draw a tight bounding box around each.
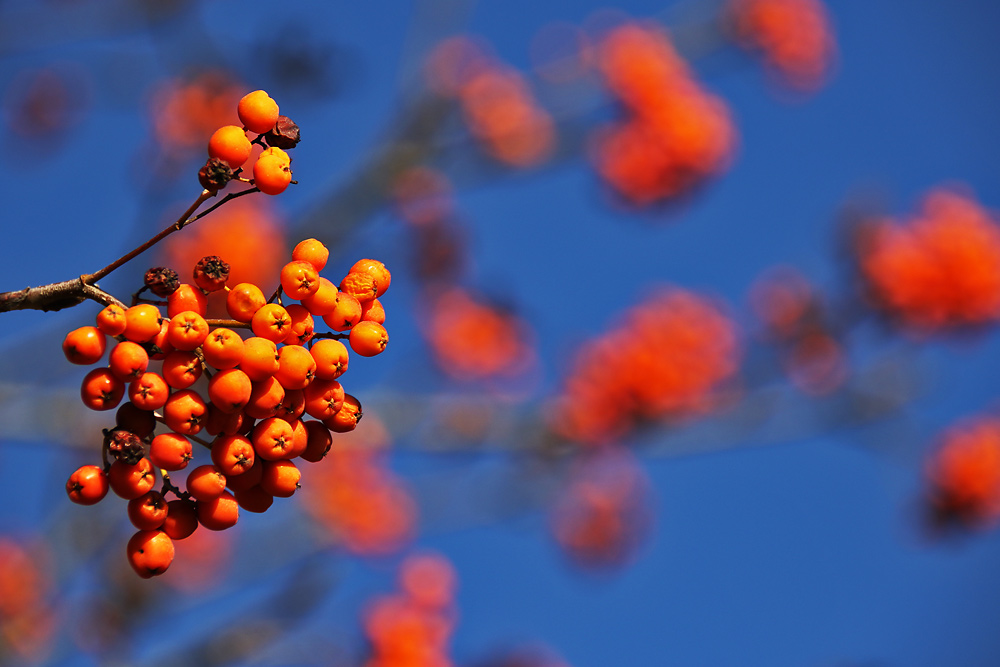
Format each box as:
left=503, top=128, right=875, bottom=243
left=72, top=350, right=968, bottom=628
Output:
left=208, top=125, right=252, bottom=169
left=66, top=465, right=109, bottom=505
left=126, top=530, right=175, bottom=578
left=253, top=153, right=292, bottom=195
left=238, top=90, right=280, bottom=134
left=63, top=326, right=107, bottom=365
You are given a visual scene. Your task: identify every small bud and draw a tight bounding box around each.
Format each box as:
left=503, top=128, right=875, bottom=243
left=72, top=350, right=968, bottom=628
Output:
left=263, top=115, right=300, bottom=150
left=198, top=157, right=234, bottom=193
left=193, top=255, right=231, bottom=292
left=144, top=267, right=179, bottom=297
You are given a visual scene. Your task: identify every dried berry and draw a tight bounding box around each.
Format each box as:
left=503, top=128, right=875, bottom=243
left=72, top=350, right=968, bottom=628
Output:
left=263, top=115, right=300, bottom=150
left=143, top=267, right=180, bottom=297
left=193, top=255, right=231, bottom=292
left=198, top=157, right=235, bottom=193
left=107, top=429, right=145, bottom=465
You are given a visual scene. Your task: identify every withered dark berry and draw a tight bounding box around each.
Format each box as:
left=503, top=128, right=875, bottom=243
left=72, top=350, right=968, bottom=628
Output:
left=263, top=115, right=300, bottom=150
left=143, top=267, right=180, bottom=297
left=193, top=255, right=231, bottom=293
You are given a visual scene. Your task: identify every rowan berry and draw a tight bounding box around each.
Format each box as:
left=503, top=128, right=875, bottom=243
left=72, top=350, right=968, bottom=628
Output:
left=339, top=271, right=378, bottom=303
left=127, top=491, right=168, bottom=531
left=292, top=238, right=329, bottom=272
left=251, top=303, right=291, bottom=343
left=146, top=318, right=175, bottom=360
left=277, top=389, right=306, bottom=422
left=360, top=298, right=386, bottom=325
left=108, top=457, right=156, bottom=500
left=244, top=376, right=285, bottom=419
left=204, top=403, right=245, bottom=437
left=198, top=157, right=234, bottom=194
left=310, top=339, right=349, bottom=380
left=263, top=114, right=300, bottom=149
left=208, top=368, right=253, bottom=414
left=240, top=336, right=280, bottom=381
left=275, top=344, right=316, bottom=390
left=325, top=393, right=362, bottom=433
left=126, top=529, right=175, bottom=578
left=211, top=434, right=256, bottom=477
left=225, top=456, right=263, bottom=492
left=162, top=499, right=199, bottom=540
left=260, top=459, right=300, bottom=498
left=202, top=327, right=244, bottom=369
left=168, top=284, right=207, bottom=318
left=96, top=304, right=127, bottom=337
left=349, top=321, right=388, bottom=357
left=123, top=304, right=163, bottom=343
left=161, top=350, right=203, bottom=389
left=280, top=260, right=319, bottom=300
left=300, top=277, right=339, bottom=316
left=237, top=90, right=279, bottom=134
left=107, top=429, right=144, bottom=465
left=208, top=125, right=252, bottom=169
left=167, top=311, right=209, bottom=351
left=253, top=152, right=292, bottom=195
left=227, top=282, right=266, bottom=322
left=162, top=389, right=208, bottom=435
left=63, top=326, right=107, bottom=365
left=80, top=368, right=125, bottom=411
left=149, top=432, right=193, bottom=471
left=186, top=465, right=228, bottom=502
left=303, top=378, right=345, bottom=420
left=66, top=465, right=108, bottom=505
left=322, top=292, right=362, bottom=331
left=116, top=402, right=156, bottom=439
left=251, top=417, right=296, bottom=460
left=108, top=341, right=149, bottom=382
left=285, top=417, right=309, bottom=458
left=283, top=304, right=315, bottom=345
left=193, top=255, right=231, bottom=292
left=349, top=259, right=391, bottom=298
left=197, top=491, right=239, bottom=531
left=301, top=420, right=332, bottom=463
left=144, top=267, right=180, bottom=297
left=234, top=485, right=274, bottom=513
left=128, top=371, right=170, bottom=411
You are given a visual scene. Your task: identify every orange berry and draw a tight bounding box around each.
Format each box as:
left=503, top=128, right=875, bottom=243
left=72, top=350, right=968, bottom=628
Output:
left=283, top=304, right=315, bottom=345
left=277, top=389, right=306, bottom=422
left=66, top=465, right=109, bottom=505
left=109, top=341, right=149, bottom=382
left=96, top=304, right=127, bottom=337
left=211, top=434, right=256, bottom=477
left=168, top=284, right=207, bottom=318
left=123, top=304, right=162, bottom=343
left=63, top=325, right=107, bottom=365
left=253, top=153, right=292, bottom=195
left=162, top=389, right=208, bottom=435
left=360, top=298, right=386, bottom=325
left=127, top=491, right=168, bottom=531
left=279, top=260, right=320, bottom=300
left=251, top=417, right=296, bottom=460
left=147, top=318, right=174, bottom=360
left=186, top=465, right=228, bottom=502
left=208, top=125, right=252, bottom=169
left=237, top=90, right=280, bottom=134
left=167, top=311, right=209, bottom=351
left=127, top=371, right=170, bottom=411
left=162, top=350, right=203, bottom=389
left=300, top=276, right=339, bottom=316
left=260, top=459, right=300, bottom=498
left=251, top=303, right=292, bottom=343
left=149, top=432, right=193, bottom=471
left=349, top=321, right=388, bottom=357
left=204, top=403, right=245, bottom=437
left=162, top=499, right=198, bottom=540
left=303, top=378, right=344, bottom=420
left=126, top=530, right=174, bottom=578
left=324, top=393, right=362, bottom=433
left=339, top=271, right=378, bottom=304
left=227, top=282, right=266, bottom=322
left=275, top=344, right=316, bottom=390
left=234, top=485, right=274, bottom=513
left=292, top=238, right=329, bottom=272
left=310, top=339, right=349, bottom=380
left=197, top=491, right=239, bottom=531
left=108, top=457, right=156, bottom=500
left=321, top=292, right=362, bottom=331
left=244, top=376, right=285, bottom=419
left=201, top=327, right=244, bottom=369
left=301, top=420, right=332, bottom=462
left=80, top=368, right=125, bottom=411
left=208, top=368, right=253, bottom=414
left=285, top=417, right=309, bottom=458
left=349, top=259, right=391, bottom=297
left=225, top=456, right=263, bottom=492
left=240, top=336, right=280, bottom=381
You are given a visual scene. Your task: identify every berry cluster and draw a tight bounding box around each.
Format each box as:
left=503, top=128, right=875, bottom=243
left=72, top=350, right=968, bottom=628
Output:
left=592, top=22, right=736, bottom=206
left=727, top=0, right=836, bottom=90
left=63, top=238, right=391, bottom=578
left=551, top=288, right=739, bottom=445
left=203, top=89, right=299, bottom=195
left=857, top=187, right=1000, bottom=331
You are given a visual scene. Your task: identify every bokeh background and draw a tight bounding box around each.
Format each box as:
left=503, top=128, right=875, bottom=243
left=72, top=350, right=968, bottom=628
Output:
left=2, top=0, right=1000, bottom=665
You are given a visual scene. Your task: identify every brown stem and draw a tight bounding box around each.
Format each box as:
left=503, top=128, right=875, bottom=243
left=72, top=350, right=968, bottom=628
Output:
left=205, top=319, right=251, bottom=329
